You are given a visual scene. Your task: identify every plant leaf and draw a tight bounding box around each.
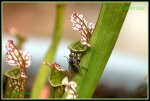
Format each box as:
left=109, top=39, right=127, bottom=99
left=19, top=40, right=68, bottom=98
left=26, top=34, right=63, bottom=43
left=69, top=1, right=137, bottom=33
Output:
left=63, top=3, right=131, bottom=98
left=31, top=4, right=66, bottom=98
left=5, top=40, right=31, bottom=78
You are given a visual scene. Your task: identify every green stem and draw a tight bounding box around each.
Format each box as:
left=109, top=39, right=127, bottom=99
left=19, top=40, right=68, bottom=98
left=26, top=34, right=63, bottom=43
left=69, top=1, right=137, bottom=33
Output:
left=16, top=34, right=26, bottom=49
left=31, top=4, right=65, bottom=98
left=63, top=3, right=130, bottom=98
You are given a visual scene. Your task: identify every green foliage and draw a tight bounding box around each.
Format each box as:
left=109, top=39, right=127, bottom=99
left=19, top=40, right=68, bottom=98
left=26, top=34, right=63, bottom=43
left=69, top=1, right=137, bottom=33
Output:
left=31, top=4, right=65, bottom=98
left=4, top=67, right=26, bottom=98
left=63, top=3, right=131, bottom=98
left=48, top=64, right=68, bottom=98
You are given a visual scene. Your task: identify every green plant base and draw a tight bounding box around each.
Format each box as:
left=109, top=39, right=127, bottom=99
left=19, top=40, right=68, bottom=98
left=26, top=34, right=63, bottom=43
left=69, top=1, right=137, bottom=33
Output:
left=4, top=67, right=26, bottom=98
left=48, top=64, right=68, bottom=98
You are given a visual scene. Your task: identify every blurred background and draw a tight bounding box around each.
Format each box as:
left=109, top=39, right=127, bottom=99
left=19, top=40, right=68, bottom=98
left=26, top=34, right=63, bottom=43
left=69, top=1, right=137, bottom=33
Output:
left=2, top=2, right=148, bottom=98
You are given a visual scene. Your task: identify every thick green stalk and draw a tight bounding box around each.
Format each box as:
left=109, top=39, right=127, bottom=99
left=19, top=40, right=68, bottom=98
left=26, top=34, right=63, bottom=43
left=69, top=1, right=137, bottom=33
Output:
left=63, top=3, right=130, bottom=98
left=31, top=4, right=65, bottom=98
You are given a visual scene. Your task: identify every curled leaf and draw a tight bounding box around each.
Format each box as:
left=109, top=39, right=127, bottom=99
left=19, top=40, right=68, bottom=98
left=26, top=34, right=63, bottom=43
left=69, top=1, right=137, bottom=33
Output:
left=71, top=12, right=95, bottom=47
left=5, top=40, right=31, bottom=78
left=43, top=62, right=67, bottom=98
left=5, top=50, right=31, bottom=68
left=43, top=62, right=64, bottom=72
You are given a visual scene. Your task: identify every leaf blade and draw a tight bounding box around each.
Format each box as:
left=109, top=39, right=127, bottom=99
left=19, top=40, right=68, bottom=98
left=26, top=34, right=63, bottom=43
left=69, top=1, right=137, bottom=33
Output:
left=72, top=3, right=131, bottom=98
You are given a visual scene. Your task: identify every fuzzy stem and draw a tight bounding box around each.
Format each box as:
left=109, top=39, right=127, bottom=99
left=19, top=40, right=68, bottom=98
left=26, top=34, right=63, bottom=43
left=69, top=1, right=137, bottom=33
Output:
left=31, top=4, right=65, bottom=98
